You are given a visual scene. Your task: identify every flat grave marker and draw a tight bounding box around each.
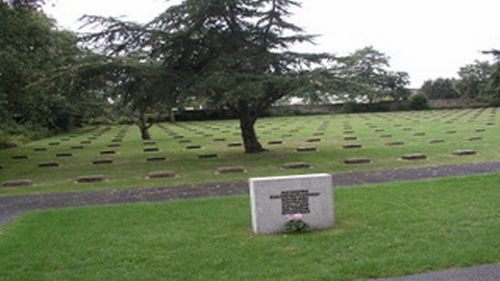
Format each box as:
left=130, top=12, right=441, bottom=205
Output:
left=147, top=171, right=177, bottom=179
left=92, top=159, right=113, bottom=165
left=282, top=162, right=311, bottom=169
left=2, top=179, right=35, bottom=187
left=38, top=162, right=60, bottom=168
left=76, top=175, right=106, bottom=183
left=344, top=158, right=371, bottom=164
left=401, top=153, right=427, bottom=160
left=215, top=166, right=246, bottom=174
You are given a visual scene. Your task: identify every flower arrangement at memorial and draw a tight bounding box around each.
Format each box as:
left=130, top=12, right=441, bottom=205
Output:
left=285, top=213, right=310, bottom=233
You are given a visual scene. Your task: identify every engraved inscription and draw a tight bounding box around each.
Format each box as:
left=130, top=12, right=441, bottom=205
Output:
left=270, top=189, right=320, bottom=215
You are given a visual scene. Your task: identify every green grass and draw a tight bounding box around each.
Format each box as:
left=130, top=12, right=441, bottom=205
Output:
left=1, top=173, right=500, bottom=281
left=0, top=108, right=499, bottom=196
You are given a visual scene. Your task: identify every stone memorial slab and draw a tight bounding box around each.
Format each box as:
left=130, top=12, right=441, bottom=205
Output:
left=227, top=143, right=242, bottom=147
left=344, top=157, right=370, bottom=164
left=344, top=136, right=357, bottom=141
left=71, top=145, right=85, bottom=150
left=429, top=140, right=445, bottom=144
left=100, top=150, right=116, bottom=155
left=249, top=174, right=334, bottom=234
left=147, top=171, right=177, bottom=179
left=467, top=136, right=482, bottom=141
left=198, top=153, right=218, bottom=159
left=108, top=144, right=121, bottom=148
left=296, top=146, right=317, bottom=152
left=385, top=141, right=404, bottom=146
left=342, top=144, right=362, bottom=149
left=282, top=162, right=311, bottom=169
left=401, top=153, right=427, bottom=160
left=268, top=140, right=283, bottom=145
left=92, top=159, right=113, bottom=165
left=49, top=142, right=60, bottom=146
left=38, top=162, right=60, bottom=168
left=452, top=149, right=477, bottom=156
left=76, top=175, right=106, bottom=183
left=34, top=147, right=47, bottom=152
left=143, top=141, right=156, bottom=145
left=3, top=179, right=35, bottom=187
left=147, top=156, right=167, bottom=162
left=186, top=145, right=202, bottom=150
left=143, top=148, right=159, bottom=152
left=306, top=138, right=321, bottom=143
left=56, top=153, right=72, bottom=157
left=81, top=141, right=91, bottom=144
left=12, top=155, right=29, bottom=160
left=215, top=166, right=246, bottom=174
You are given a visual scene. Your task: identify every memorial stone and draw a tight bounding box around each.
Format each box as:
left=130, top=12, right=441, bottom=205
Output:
left=249, top=174, right=334, bottom=234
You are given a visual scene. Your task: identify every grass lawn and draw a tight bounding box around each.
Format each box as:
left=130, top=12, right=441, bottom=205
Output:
left=1, top=173, right=499, bottom=281
left=0, top=108, right=499, bottom=196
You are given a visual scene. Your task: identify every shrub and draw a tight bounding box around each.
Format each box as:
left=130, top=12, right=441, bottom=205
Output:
left=409, top=93, right=429, bottom=110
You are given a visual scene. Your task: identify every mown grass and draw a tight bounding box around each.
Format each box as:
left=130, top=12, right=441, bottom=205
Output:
left=0, top=108, right=499, bottom=196
left=1, top=173, right=499, bottom=281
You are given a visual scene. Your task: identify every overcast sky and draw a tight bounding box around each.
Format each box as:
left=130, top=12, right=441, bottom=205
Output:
left=44, top=0, right=500, bottom=88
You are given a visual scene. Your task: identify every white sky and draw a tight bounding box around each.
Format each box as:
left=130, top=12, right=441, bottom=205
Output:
left=43, top=0, right=500, bottom=88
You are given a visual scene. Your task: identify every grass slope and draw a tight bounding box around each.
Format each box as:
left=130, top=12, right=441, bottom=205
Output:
left=1, top=174, right=499, bottom=281
left=0, top=108, right=499, bottom=196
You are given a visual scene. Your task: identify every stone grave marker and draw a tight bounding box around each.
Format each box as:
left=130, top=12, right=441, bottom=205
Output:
left=227, top=143, right=242, bottom=147
left=56, top=152, right=72, bottom=157
left=342, top=144, right=362, bottom=149
left=198, top=153, right=218, bottom=159
left=215, top=166, right=246, bottom=174
left=452, top=149, right=477, bottom=156
left=92, top=159, right=113, bottom=165
left=296, top=146, right=317, bottom=152
left=147, top=171, right=177, bottom=179
left=147, top=156, right=167, bottom=162
left=344, top=158, right=370, bottom=164
left=401, top=153, right=427, bottom=160
left=76, top=175, right=106, bottom=183
left=249, top=174, right=334, bottom=234
left=12, top=155, right=29, bottom=160
left=34, top=147, right=47, bottom=152
left=38, top=162, right=60, bottom=168
left=282, top=162, right=311, bottom=169
left=3, top=179, right=35, bottom=187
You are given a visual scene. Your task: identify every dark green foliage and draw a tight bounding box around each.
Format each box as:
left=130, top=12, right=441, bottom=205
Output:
left=409, top=93, right=429, bottom=110
left=455, top=61, right=494, bottom=99
left=420, top=78, right=460, bottom=99
left=337, top=46, right=410, bottom=104
left=0, top=1, right=95, bottom=140
left=285, top=218, right=310, bottom=233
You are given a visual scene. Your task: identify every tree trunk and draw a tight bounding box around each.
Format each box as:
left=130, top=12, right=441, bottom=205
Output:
left=239, top=115, right=264, bottom=153
left=136, top=111, right=151, bottom=140
left=168, top=108, right=176, bottom=123
left=140, top=126, right=151, bottom=140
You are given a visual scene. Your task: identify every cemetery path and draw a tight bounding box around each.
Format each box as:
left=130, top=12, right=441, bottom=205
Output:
left=1, top=160, right=500, bottom=225
left=369, top=263, right=500, bottom=281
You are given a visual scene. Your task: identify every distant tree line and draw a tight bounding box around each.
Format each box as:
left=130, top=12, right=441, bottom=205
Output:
left=420, top=56, right=500, bottom=105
